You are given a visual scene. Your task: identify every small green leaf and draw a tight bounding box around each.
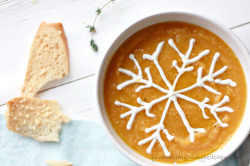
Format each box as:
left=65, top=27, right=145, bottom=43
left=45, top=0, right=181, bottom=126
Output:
left=86, top=25, right=96, bottom=32
left=90, top=27, right=95, bottom=32
left=90, top=39, right=98, bottom=52
left=96, top=8, right=101, bottom=15
left=90, top=39, right=94, bottom=46
left=92, top=43, right=98, bottom=52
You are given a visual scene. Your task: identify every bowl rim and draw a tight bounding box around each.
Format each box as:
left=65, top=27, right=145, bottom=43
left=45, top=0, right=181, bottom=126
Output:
left=96, top=11, right=250, bottom=166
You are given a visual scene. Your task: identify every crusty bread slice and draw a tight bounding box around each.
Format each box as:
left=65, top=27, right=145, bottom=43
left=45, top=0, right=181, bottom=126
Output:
left=21, top=22, right=69, bottom=96
left=46, top=160, right=73, bottom=166
left=5, top=96, right=70, bottom=142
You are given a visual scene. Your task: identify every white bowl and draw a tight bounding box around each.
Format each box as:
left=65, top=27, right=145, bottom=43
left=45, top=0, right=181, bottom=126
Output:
left=96, top=12, right=250, bottom=166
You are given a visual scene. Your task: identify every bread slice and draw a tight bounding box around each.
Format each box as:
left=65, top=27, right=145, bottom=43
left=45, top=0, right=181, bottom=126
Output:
left=21, top=22, right=69, bottom=96
left=5, top=96, right=70, bottom=142
left=46, top=160, right=72, bottom=166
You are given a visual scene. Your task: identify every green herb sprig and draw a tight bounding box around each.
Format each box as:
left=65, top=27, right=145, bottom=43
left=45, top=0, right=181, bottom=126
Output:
left=86, top=0, right=115, bottom=52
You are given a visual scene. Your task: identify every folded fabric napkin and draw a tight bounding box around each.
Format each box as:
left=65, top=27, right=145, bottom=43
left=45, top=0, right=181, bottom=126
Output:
left=0, top=115, right=246, bottom=166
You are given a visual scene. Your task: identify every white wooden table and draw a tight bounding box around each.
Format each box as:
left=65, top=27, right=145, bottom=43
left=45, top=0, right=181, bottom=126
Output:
left=0, top=0, right=249, bottom=164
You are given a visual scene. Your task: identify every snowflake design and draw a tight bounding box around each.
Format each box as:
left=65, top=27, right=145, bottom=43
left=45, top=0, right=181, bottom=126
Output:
left=115, top=38, right=237, bottom=157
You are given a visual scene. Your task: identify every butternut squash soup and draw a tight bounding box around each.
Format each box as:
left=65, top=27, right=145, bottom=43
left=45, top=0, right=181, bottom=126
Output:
left=104, top=22, right=246, bottom=163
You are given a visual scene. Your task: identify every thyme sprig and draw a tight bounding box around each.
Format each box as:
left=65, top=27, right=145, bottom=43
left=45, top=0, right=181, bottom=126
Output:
left=86, top=0, right=115, bottom=52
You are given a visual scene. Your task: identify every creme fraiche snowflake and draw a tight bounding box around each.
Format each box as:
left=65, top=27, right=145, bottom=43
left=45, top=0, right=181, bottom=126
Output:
left=115, top=38, right=237, bottom=157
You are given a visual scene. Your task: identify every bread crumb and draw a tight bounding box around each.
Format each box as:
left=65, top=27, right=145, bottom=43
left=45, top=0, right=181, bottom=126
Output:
left=46, top=160, right=72, bottom=166
left=30, top=0, right=39, bottom=4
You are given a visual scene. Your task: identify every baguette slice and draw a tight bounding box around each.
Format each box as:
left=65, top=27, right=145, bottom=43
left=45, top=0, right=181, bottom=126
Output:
left=21, top=22, right=69, bottom=96
left=5, top=97, right=70, bottom=142
left=46, top=160, right=72, bottom=166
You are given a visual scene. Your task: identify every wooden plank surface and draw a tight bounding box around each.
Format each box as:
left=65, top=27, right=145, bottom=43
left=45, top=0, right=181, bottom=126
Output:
left=1, top=0, right=250, bottom=107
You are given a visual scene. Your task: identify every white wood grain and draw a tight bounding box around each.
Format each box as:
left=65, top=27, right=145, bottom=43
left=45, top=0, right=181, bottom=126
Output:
left=35, top=75, right=99, bottom=121
left=233, top=23, right=250, bottom=51
left=0, top=75, right=100, bottom=121
left=1, top=0, right=250, bottom=105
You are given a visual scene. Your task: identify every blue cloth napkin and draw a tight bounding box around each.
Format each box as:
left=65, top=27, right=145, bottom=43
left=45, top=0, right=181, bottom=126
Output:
left=0, top=115, right=242, bottom=166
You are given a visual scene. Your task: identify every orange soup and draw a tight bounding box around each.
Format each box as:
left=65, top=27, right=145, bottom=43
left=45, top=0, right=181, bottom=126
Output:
left=104, top=22, right=247, bottom=163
